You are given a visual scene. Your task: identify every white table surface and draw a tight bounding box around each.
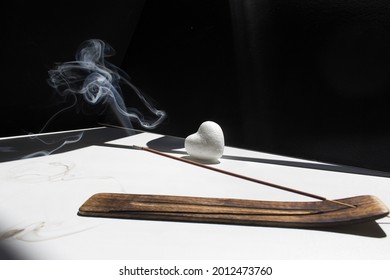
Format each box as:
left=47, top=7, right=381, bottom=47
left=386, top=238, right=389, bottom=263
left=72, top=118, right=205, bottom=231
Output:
left=0, top=127, right=389, bottom=260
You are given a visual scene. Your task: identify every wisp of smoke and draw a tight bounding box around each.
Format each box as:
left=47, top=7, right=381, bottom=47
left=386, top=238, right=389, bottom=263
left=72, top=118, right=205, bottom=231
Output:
left=22, top=132, right=84, bottom=159
left=47, top=39, right=166, bottom=130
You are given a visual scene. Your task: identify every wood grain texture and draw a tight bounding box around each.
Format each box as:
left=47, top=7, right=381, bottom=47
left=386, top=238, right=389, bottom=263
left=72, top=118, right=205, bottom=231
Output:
left=78, top=193, right=389, bottom=228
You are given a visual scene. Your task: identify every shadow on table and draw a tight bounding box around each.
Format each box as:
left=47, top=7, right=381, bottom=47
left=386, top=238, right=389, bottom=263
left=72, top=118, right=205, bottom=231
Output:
left=0, top=127, right=140, bottom=163
left=146, top=136, right=390, bottom=178
left=0, top=242, right=24, bottom=260
left=314, top=221, right=387, bottom=238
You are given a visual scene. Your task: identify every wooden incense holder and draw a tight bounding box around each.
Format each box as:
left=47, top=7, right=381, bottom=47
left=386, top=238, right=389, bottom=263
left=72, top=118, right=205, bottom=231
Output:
left=78, top=193, right=389, bottom=228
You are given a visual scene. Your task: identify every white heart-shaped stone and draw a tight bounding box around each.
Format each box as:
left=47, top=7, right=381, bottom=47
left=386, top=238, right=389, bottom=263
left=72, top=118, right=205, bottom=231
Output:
left=184, top=121, right=224, bottom=162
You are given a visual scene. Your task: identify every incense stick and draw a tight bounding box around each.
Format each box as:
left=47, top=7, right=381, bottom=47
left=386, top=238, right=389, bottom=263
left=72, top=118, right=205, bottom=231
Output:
left=132, top=145, right=356, bottom=208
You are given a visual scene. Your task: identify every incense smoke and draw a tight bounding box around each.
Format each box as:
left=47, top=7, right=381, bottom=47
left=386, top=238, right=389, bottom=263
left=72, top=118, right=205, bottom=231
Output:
left=47, top=39, right=166, bottom=130
left=1, top=39, right=166, bottom=162
left=22, top=132, right=84, bottom=159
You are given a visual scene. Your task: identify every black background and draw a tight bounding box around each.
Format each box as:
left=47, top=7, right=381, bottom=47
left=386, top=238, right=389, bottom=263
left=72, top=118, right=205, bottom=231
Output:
left=2, top=0, right=390, bottom=172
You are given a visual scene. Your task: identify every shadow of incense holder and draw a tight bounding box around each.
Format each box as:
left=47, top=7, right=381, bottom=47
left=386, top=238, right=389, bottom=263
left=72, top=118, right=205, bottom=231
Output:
left=78, top=193, right=389, bottom=229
